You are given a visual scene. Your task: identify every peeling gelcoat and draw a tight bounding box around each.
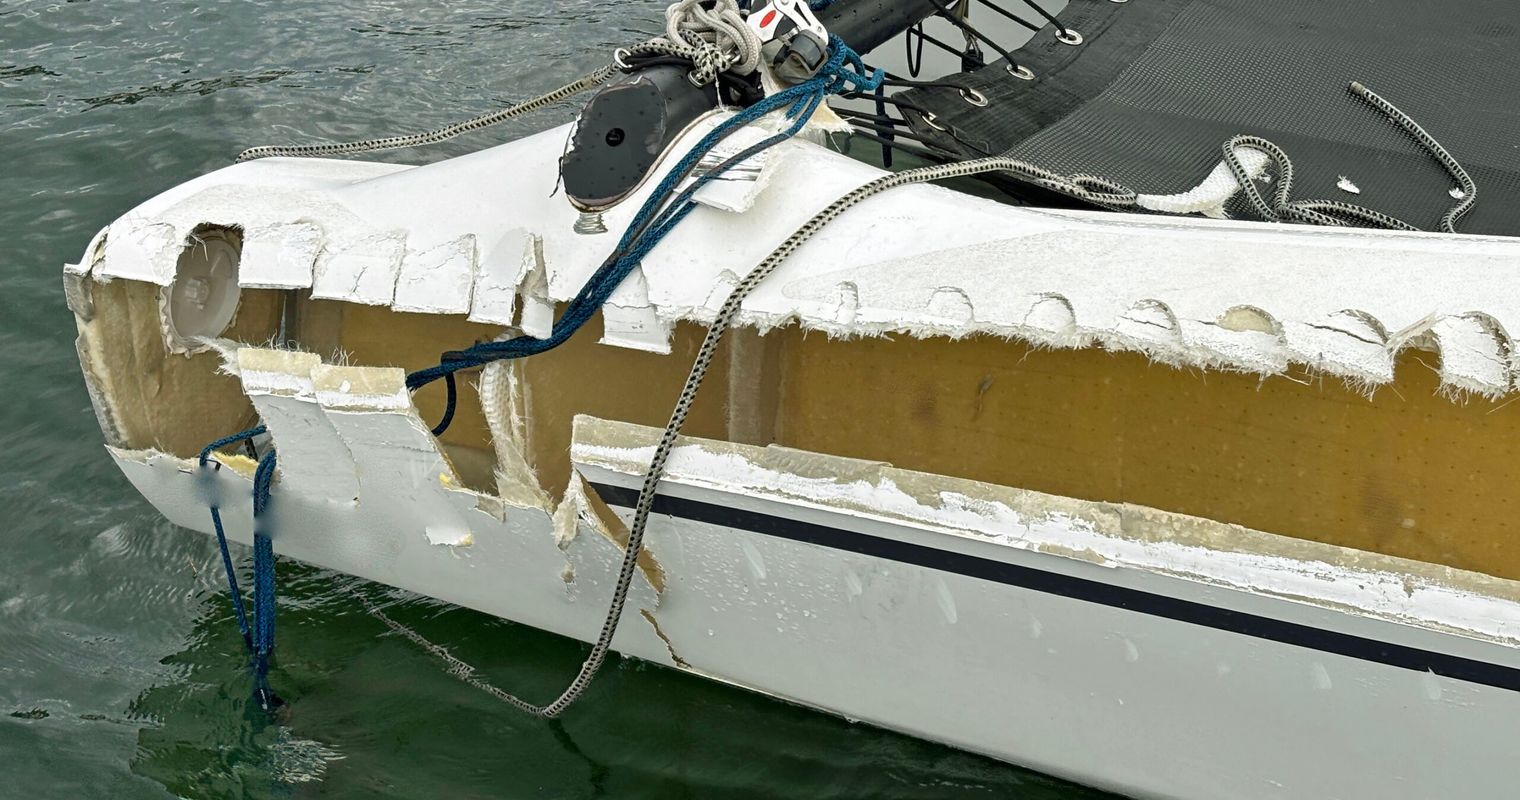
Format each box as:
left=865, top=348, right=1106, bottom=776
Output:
left=571, top=416, right=1520, bottom=649
left=68, top=114, right=1520, bottom=401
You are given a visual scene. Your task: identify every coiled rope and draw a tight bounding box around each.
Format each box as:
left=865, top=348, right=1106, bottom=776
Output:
left=643, top=0, right=762, bottom=86
left=1223, top=82, right=1476, bottom=233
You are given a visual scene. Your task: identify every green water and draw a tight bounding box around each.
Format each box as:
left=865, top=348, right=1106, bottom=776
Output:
left=0, top=2, right=1115, bottom=797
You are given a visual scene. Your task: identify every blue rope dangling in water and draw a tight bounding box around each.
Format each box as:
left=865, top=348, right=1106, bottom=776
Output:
left=198, top=426, right=264, bottom=654
left=250, top=449, right=280, bottom=711
left=198, top=426, right=282, bottom=712
left=407, top=36, right=882, bottom=409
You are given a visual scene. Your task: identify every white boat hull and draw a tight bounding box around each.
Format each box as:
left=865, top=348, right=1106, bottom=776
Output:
left=108, top=410, right=1520, bottom=799
left=67, top=98, right=1520, bottom=799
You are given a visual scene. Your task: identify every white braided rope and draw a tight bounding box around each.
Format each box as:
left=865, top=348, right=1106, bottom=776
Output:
left=635, top=0, right=762, bottom=86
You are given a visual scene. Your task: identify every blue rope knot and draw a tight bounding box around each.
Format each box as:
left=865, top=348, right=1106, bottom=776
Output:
left=820, top=34, right=884, bottom=94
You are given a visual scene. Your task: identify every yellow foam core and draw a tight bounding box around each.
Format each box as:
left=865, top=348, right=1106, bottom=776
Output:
left=781, top=334, right=1520, bottom=581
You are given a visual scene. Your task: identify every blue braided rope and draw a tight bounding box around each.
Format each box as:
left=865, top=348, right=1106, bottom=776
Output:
left=406, top=37, right=881, bottom=398
left=430, top=372, right=457, bottom=437
left=250, top=449, right=280, bottom=711
left=198, top=425, right=266, bottom=653
left=198, top=427, right=281, bottom=710
left=404, top=87, right=812, bottom=391
left=251, top=450, right=277, bottom=658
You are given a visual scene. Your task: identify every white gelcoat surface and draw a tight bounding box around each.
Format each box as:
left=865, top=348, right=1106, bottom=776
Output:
left=240, top=222, right=322, bottom=289
left=393, top=234, right=477, bottom=314
left=469, top=229, right=538, bottom=326
left=109, top=409, right=1520, bottom=800
left=74, top=115, right=1520, bottom=396
left=237, top=349, right=359, bottom=503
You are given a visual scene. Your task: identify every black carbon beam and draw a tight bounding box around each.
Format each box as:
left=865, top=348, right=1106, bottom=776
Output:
left=819, top=0, right=939, bottom=56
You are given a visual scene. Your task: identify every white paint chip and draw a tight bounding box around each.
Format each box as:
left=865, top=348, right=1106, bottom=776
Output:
left=393, top=235, right=477, bottom=314
left=1336, top=176, right=1361, bottom=195
left=99, top=219, right=181, bottom=285
left=241, top=222, right=323, bottom=289
left=311, top=233, right=406, bottom=306
left=470, top=229, right=539, bottom=326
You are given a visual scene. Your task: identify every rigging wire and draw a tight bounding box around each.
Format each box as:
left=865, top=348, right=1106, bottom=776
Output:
left=1009, top=0, right=1070, bottom=37
left=924, top=0, right=1022, bottom=69
left=970, top=0, right=1041, bottom=33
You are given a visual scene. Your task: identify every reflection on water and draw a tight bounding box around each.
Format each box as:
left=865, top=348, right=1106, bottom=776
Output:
left=0, top=1, right=1109, bottom=797
left=131, top=568, right=1109, bottom=798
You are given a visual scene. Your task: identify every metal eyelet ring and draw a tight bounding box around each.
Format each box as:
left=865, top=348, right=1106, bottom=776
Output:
left=1056, top=28, right=1084, bottom=46
left=921, top=112, right=948, bottom=132
left=1006, top=64, right=1035, bottom=81
left=959, top=87, right=989, bottom=107
left=613, top=48, right=633, bottom=71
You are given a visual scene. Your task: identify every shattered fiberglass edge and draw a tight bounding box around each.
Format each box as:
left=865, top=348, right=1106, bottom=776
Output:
left=69, top=114, right=1520, bottom=399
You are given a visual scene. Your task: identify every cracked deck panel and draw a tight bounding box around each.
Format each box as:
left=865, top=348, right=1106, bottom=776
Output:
left=67, top=115, right=1520, bottom=400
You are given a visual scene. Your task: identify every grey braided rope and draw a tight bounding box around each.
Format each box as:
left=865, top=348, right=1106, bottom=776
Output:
left=363, top=156, right=1123, bottom=718
left=1223, top=134, right=1420, bottom=231
left=527, top=157, right=1118, bottom=719
left=1350, top=81, right=1476, bottom=233
left=1221, top=81, right=1476, bottom=233
left=344, top=584, right=551, bottom=714
left=657, top=0, right=761, bottom=85
left=236, top=66, right=615, bottom=162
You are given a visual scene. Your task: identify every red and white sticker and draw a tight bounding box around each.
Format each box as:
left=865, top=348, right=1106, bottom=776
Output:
left=747, top=0, right=827, bottom=44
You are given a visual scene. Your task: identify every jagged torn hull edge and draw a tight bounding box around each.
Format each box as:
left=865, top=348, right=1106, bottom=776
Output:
left=65, top=115, right=1520, bottom=398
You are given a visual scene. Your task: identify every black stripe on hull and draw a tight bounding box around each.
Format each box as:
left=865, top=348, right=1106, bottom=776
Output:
left=589, top=481, right=1520, bottom=693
